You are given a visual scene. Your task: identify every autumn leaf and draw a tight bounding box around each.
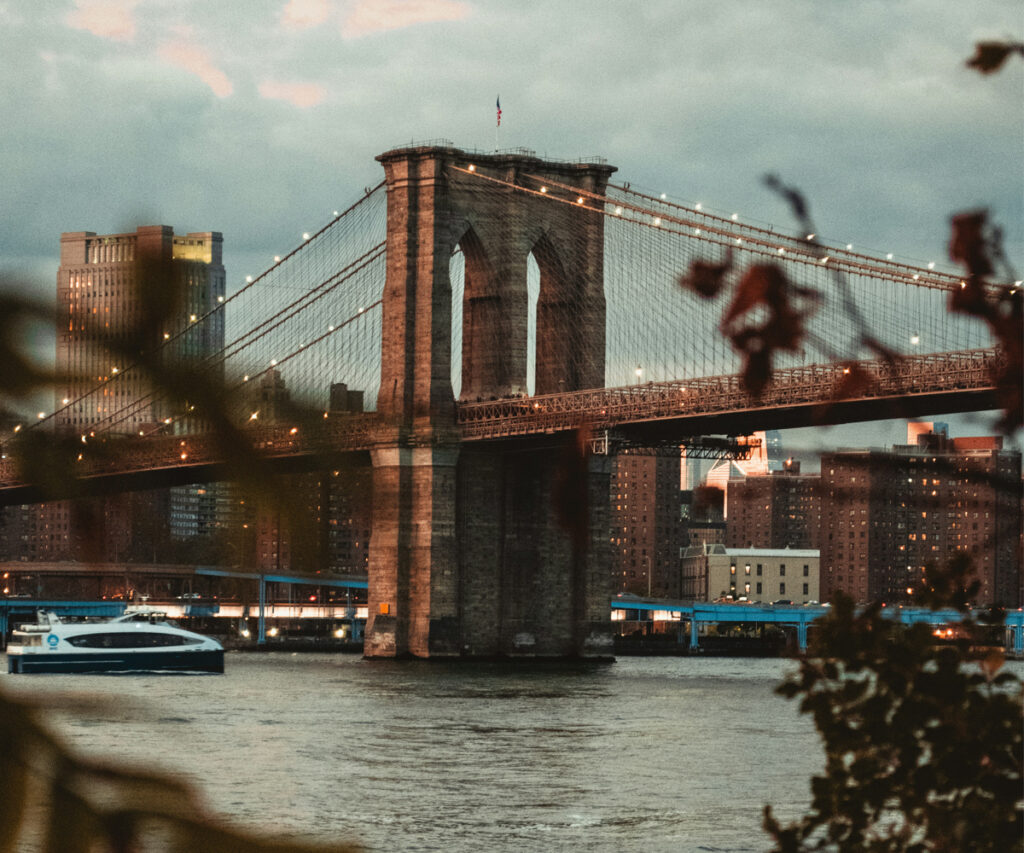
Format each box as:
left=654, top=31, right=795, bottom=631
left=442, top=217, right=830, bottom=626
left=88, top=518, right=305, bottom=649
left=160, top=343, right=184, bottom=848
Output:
left=966, top=40, right=1024, bottom=74
left=740, top=348, right=773, bottom=399
left=949, top=210, right=994, bottom=277
left=678, top=251, right=732, bottom=298
left=813, top=364, right=876, bottom=423
left=946, top=209, right=1023, bottom=432
left=722, top=264, right=783, bottom=325
left=692, top=485, right=724, bottom=518
left=718, top=265, right=819, bottom=399
left=978, top=648, right=1005, bottom=682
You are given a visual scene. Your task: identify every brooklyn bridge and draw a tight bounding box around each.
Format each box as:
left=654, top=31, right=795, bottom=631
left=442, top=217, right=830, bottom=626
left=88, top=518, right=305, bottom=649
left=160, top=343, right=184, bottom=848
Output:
left=0, top=144, right=1007, bottom=658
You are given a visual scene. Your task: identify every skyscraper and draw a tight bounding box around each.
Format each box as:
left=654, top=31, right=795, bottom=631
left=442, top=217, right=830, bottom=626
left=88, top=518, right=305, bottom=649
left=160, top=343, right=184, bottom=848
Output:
left=56, top=226, right=224, bottom=431
left=40, top=226, right=226, bottom=562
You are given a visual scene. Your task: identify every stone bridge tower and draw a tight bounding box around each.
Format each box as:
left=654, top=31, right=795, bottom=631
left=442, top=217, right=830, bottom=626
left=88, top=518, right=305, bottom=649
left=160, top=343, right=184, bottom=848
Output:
left=367, top=145, right=617, bottom=658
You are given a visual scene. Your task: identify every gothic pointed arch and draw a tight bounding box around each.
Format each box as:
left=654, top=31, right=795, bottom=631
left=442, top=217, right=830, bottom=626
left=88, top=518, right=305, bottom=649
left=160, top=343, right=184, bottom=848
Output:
left=454, top=222, right=532, bottom=401
left=529, top=229, right=597, bottom=395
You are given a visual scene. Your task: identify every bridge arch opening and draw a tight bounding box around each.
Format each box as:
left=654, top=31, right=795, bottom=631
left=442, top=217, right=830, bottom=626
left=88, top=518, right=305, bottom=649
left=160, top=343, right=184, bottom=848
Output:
left=450, top=246, right=464, bottom=399
left=449, top=225, right=501, bottom=401
left=526, top=252, right=539, bottom=396
left=530, top=231, right=574, bottom=396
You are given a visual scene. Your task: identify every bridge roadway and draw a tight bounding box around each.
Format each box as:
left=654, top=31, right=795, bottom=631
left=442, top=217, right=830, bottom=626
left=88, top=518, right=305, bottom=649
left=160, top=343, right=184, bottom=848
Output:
left=0, top=348, right=1000, bottom=504
left=611, top=596, right=1024, bottom=655
left=3, top=595, right=1021, bottom=656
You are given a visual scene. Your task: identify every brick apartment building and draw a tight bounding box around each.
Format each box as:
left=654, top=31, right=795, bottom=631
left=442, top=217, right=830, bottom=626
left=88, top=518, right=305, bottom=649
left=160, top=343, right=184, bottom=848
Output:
left=820, top=427, right=1021, bottom=606
left=610, top=448, right=684, bottom=597
left=726, top=459, right=821, bottom=550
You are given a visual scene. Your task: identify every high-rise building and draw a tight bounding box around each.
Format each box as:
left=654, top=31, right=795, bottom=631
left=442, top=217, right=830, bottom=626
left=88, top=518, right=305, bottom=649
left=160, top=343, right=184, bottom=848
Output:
left=9, top=226, right=228, bottom=564
left=704, top=431, right=771, bottom=516
left=726, top=459, right=821, bottom=550
left=610, top=449, right=684, bottom=597
left=56, top=226, right=224, bottom=431
left=820, top=428, right=1021, bottom=606
left=765, top=430, right=785, bottom=471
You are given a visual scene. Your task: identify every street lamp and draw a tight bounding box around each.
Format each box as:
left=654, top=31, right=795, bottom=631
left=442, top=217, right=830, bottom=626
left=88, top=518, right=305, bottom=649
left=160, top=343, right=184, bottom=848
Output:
left=635, top=364, right=643, bottom=384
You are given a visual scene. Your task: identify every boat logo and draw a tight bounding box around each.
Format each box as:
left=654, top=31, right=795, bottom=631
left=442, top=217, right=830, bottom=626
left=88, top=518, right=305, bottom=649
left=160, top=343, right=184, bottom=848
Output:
left=47, top=634, right=59, bottom=647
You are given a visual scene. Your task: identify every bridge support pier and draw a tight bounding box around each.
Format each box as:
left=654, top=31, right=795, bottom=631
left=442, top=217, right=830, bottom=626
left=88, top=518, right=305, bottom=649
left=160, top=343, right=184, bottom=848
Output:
left=365, top=444, right=461, bottom=658
left=458, top=444, right=613, bottom=658
left=364, top=440, right=613, bottom=659
left=366, top=144, right=616, bottom=659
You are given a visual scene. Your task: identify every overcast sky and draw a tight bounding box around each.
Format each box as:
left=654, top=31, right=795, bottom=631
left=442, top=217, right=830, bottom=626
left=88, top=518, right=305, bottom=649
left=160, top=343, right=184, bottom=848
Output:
left=1, top=0, right=1021, bottom=455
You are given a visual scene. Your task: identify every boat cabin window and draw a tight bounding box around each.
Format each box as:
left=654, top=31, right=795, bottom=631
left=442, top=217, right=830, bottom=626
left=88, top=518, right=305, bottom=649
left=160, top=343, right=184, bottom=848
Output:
left=65, top=632, right=203, bottom=648
left=123, top=612, right=171, bottom=624
left=9, top=634, right=44, bottom=647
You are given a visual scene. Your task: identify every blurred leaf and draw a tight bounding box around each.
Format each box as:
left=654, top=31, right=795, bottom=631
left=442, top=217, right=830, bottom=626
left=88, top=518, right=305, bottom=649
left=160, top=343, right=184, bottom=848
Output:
left=763, top=174, right=809, bottom=223
left=0, top=748, right=28, bottom=853
left=0, top=294, right=56, bottom=401
left=718, top=265, right=817, bottom=399
left=739, top=347, right=772, bottom=399
left=949, top=210, right=994, bottom=277
left=978, top=648, right=1005, bottom=682
left=765, top=559, right=1023, bottom=853
left=44, top=764, right=101, bottom=853
left=966, top=41, right=1024, bottom=74
left=678, top=251, right=732, bottom=298
left=692, top=485, right=723, bottom=518
left=946, top=209, right=1024, bottom=432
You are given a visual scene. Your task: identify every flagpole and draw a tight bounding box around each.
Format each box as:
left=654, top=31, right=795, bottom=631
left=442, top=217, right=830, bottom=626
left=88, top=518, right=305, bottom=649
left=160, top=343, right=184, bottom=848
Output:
left=495, top=95, right=501, bottom=152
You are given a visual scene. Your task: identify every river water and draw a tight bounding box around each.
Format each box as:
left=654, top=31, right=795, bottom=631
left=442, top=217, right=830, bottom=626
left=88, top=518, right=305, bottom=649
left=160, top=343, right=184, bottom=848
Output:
left=6, top=653, right=829, bottom=852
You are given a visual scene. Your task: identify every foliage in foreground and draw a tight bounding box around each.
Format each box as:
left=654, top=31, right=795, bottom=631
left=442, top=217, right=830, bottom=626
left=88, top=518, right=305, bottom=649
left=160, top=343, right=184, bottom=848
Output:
left=764, top=558, right=1023, bottom=852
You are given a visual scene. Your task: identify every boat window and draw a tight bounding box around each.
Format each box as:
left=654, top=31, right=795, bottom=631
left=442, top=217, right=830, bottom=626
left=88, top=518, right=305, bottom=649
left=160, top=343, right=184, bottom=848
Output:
left=9, top=634, right=43, bottom=647
left=65, top=632, right=203, bottom=648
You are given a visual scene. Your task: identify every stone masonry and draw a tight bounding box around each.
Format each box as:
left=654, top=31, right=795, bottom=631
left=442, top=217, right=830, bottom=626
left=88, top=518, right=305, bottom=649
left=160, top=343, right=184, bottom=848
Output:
left=365, top=145, right=616, bottom=658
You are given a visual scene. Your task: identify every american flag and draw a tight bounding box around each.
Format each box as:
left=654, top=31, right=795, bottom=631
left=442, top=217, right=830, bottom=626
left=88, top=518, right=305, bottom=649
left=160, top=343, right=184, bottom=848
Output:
left=496, top=96, right=501, bottom=127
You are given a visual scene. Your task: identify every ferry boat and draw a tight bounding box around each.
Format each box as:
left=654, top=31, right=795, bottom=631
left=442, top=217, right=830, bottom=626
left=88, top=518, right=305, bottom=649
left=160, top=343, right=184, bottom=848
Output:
left=6, top=606, right=224, bottom=674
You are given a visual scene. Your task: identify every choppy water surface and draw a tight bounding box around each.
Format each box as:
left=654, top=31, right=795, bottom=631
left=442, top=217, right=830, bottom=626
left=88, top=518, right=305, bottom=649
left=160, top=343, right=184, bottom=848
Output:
left=7, top=654, right=826, bottom=852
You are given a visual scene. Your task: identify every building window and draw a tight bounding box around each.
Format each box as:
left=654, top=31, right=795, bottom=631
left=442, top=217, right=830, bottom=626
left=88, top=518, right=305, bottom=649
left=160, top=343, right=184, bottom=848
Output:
left=779, top=582, right=786, bottom=595
left=756, top=582, right=762, bottom=595
left=780, top=564, right=786, bottom=576
left=803, top=583, right=809, bottom=595
left=803, top=564, right=809, bottom=576
left=744, top=564, right=751, bottom=575
left=756, top=564, right=763, bottom=576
